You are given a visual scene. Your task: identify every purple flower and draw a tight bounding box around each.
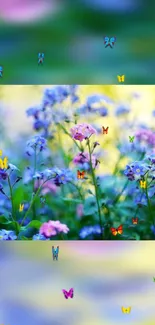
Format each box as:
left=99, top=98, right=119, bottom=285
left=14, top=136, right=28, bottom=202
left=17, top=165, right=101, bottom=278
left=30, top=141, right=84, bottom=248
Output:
left=70, top=123, right=97, bottom=142
left=39, top=220, right=70, bottom=237
left=136, top=128, right=155, bottom=147
left=0, top=169, right=8, bottom=180
left=0, top=229, right=17, bottom=240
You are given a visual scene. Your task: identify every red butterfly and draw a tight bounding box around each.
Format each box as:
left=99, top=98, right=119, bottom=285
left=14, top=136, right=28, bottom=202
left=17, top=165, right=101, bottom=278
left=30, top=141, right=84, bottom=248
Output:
left=111, top=225, right=123, bottom=236
left=77, top=170, right=85, bottom=179
left=132, top=217, right=138, bottom=225
left=102, top=126, right=109, bottom=134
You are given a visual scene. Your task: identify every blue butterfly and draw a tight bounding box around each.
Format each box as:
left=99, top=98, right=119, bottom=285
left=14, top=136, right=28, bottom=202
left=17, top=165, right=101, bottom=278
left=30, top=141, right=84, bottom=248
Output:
left=38, top=52, right=45, bottom=64
left=0, top=66, right=3, bottom=77
left=52, top=246, right=59, bottom=260
left=104, top=37, right=116, bottom=48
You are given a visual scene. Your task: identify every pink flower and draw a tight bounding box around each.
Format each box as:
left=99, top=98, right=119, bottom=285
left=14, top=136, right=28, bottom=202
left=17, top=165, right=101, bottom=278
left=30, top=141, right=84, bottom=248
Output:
left=39, top=220, right=69, bottom=237
left=70, top=123, right=97, bottom=142
left=0, top=0, right=56, bottom=23
left=34, top=179, right=57, bottom=195
left=76, top=204, right=84, bottom=219
left=73, top=152, right=99, bottom=168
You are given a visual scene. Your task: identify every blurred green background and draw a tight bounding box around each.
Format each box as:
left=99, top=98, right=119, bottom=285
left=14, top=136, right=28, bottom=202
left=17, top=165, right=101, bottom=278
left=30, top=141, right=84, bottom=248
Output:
left=1, top=241, right=155, bottom=325
left=0, top=0, right=155, bottom=84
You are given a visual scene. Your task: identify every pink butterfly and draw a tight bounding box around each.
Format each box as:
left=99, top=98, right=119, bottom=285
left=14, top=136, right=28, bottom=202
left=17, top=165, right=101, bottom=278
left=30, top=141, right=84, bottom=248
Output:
left=62, top=288, right=74, bottom=299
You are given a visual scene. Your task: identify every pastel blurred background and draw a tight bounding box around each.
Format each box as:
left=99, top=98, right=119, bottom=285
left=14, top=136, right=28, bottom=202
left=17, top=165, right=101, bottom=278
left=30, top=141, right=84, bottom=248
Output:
left=0, top=241, right=155, bottom=325
left=0, top=0, right=155, bottom=84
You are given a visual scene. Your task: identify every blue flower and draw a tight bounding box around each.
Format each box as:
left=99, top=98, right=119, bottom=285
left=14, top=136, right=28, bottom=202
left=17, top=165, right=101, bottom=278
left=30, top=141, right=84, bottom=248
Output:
left=52, top=168, right=74, bottom=186
left=147, top=154, right=155, bottom=164
left=79, top=225, right=103, bottom=239
left=150, top=225, right=155, bottom=235
left=32, top=233, right=50, bottom=240
left=26, top=107, right=41, bottom=119
left=0, top=169, right=8, bottom=180
left=152, top=110, right=155, bottom=117
left=115, top=105, right=130, bottom=116
left=124, top=161, right=147, bottom=181
left=0, top=229, right=17, bottom=240
left=97, top=107, right=108, bottom=116
left=69, top=85, right=79, bottom=103
left=43, top=86, right=69, bottom=106
left=26, top=136, right=47, bottom=155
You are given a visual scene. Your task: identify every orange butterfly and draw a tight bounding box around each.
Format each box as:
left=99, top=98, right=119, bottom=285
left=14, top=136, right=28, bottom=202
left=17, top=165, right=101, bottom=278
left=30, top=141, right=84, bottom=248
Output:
left=77, top=170, right=85, bottom=179
left=102, top=126, right=109, bottom=134
left=132, top=217, right=138, bottom=225
left=110, top=225, right=123, bottom=236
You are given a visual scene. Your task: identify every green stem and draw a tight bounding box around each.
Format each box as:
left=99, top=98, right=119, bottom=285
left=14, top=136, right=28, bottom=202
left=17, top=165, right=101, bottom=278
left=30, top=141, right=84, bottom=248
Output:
left=113, top=180, right=129, bottom=204
left=145, top=176, right=154, bottom=225
left=32, top=149, right=37, bottom=219
left=8, top=175, right=15, bottom=221
left=21, top=179, right=48, bottom=227
left=87, top=139, right=103, bottom=239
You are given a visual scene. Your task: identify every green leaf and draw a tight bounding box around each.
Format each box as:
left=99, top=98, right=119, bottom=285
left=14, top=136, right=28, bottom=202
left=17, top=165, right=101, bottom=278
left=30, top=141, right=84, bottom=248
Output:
left=0, top=216, right=9, bottom=224
left=25, top=220, right=42, bottom=229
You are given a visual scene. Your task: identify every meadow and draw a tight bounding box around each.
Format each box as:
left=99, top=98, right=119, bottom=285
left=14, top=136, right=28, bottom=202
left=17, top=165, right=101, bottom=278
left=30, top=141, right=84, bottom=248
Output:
left=0, top=85, right=155, bottom=240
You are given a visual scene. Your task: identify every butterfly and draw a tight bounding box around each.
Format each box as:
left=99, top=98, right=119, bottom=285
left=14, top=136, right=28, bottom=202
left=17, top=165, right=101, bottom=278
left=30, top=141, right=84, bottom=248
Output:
left=153, top=277, right=155, bottom=282
left=132, top=217, right=138, bottom=225
left=77, top=170, right=85, bottom=179
left=140, top=180, right=146, bottom=189
left=102, top=126, right=109, bottom=134
left=38, top=53, right=44, bottom=64
left=121, top=307, right=131, bottom=314
left=117, top=75, right=125, bottom=82
left=104, top=36, right=116, bottom=48
left=62, top=288, right=74, bottom=299
left=129, top=136, right=134, bottom=143
left=19, top=203, right=24, bottom=212
left=111, top=225, right=123, bottom=236
left=52, top=246, right=59, bottom=260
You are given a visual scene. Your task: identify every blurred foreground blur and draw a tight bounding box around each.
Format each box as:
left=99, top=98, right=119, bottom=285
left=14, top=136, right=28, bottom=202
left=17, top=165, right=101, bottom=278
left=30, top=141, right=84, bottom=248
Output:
left=0, top=0, right=155, bottom=84
left=0, top=241, right=155, bottom=325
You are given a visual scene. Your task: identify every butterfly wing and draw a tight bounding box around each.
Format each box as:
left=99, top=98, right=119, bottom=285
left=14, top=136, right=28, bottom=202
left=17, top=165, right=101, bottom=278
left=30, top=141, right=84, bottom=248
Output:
left=55, top=246, right=59, bottom=255
left=68, top=288, right=74, bottom=298
left=77, top=170, right=80, bottom=179
left=62, top=289, right=69, bottom=299
left=81, top=171, right=85, bottom=179
left=111, top=227, right=117, bottom=236
left=104, top=36, right=109, bottom=44
left=117, top=225, right=123, bottom=235
left=121, top=307, right=125, bottom=313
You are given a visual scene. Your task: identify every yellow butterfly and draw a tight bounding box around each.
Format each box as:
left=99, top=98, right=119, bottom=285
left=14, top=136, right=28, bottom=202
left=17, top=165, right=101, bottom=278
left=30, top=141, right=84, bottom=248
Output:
left=140, top=180, right=146, bottom=189
left=19, top=204, right=24, bottom=212
left=0, top=157, right=8, bottom=169
left=121, top=307, right=131, bottom=314
left=117, top=75, right=125, bottom=82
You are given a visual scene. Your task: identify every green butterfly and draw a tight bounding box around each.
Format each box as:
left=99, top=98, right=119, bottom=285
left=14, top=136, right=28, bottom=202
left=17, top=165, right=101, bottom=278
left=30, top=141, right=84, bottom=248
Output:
left=129, top=136, right=134, bottom=143
left=153, top=277, right=155, bottom=282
